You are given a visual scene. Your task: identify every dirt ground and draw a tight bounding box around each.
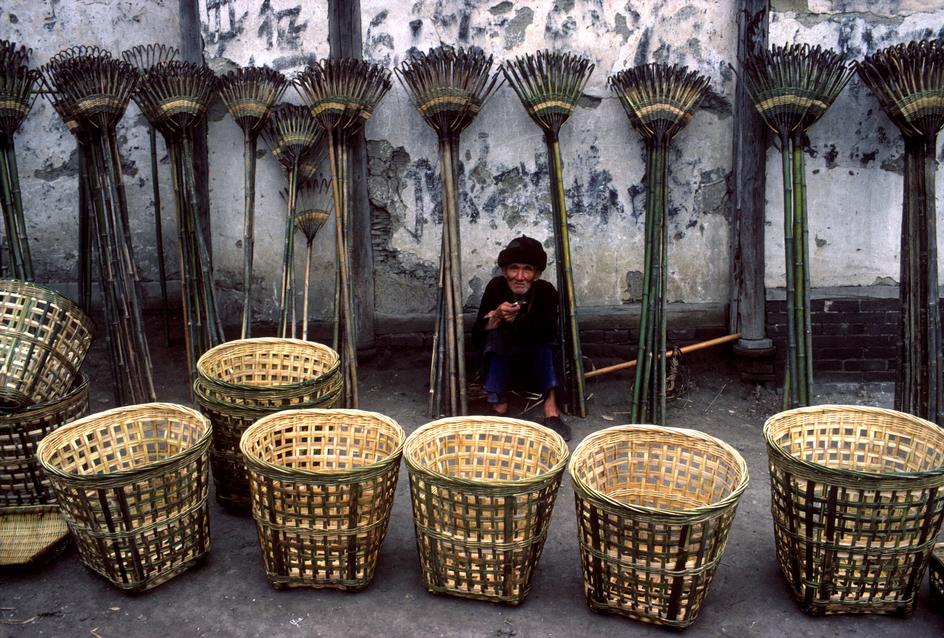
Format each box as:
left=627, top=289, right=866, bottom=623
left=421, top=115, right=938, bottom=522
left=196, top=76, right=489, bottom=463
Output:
left=2, top=318, right=943, bottom=638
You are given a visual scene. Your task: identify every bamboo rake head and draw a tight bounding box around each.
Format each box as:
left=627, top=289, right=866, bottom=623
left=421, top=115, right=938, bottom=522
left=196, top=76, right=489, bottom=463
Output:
left=261, top=103, right=324, bottom=171
left=743, top=43, right=854, bottom=139
left=135, top=60, right=216, bottom=137
left=43, top=51, right=138, bottom=133
left=503, top=50, right=593, bottom=135
left=858, top=38, right=944, bottom=139
left=608, top=63, right=710, bottom=143
left=0, top=40, right=41, bottom=143
left=396, top=45, right=503, bottom=138
left=120, top=44, right=178, bottom=72
left=217, top=66, right=288, bottom=135
left=294, top=57, right=392, bottom=134
left=294, top=209, right=330, bottom=242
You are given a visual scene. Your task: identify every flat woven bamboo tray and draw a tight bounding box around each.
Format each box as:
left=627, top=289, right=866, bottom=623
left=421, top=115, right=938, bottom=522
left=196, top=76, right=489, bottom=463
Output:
left=0, top=504, right=71, bottom=567
left=0, top=279, right=94, bottom=410
left=195, top=338, right=342, bottom=512
left=404, top=416, right=569, bottom=605
left=569, top=424, right=748, bottom=629
left=36, top=403, right=212, bottom=591
left=0, top=374, right=89, bottom=506
left=931, top=543, right=944, bottom=604
left=240, top=408, right=404, bottom=590
left=764, top=404, right=944, bottom=616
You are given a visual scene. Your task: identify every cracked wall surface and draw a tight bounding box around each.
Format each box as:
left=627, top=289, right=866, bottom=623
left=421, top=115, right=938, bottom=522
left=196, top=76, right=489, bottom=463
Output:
left=766, top=3, right=944, bottom=290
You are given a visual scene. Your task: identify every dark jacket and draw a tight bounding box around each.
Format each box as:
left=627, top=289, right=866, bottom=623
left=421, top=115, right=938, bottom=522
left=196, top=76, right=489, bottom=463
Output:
left=472, top=276, right=559, bottom=355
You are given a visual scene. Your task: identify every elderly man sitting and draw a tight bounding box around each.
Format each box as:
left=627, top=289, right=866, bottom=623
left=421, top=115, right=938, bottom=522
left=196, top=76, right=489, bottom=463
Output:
left=472, top=236, right=570, bottom=441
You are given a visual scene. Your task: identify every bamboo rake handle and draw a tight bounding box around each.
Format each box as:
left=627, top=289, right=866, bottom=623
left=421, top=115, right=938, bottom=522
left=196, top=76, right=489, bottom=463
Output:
left=586, top=333, right=741, bottom=379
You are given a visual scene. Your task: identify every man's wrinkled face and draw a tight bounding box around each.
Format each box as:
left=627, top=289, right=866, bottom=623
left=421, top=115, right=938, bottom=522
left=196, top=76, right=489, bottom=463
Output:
left=503, top=262, right=539, bottom=296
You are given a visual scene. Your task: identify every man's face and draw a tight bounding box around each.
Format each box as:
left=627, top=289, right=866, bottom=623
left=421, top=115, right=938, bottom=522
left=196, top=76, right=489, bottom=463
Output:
left=503, top=262, right=539, bottom=296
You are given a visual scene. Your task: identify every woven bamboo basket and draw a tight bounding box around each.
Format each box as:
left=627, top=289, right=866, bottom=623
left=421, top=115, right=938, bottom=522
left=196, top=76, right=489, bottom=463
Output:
left=764, top=405, right=944, bottom=616
left=240, top=408, right=404, bottom=590
left=570, top=424, right=749, bottom=629
left=404, top=416, right=569, bottom=604
left=0, top=504, right=71, bottom=567
left=0, top=280, right=94, bottom=410
left=931, top=543, right=944, bottom=605
left=0, top=374, right=89, bottom=506
left=36, top=403, right=212, bottom=591
left=195, top=338, right=342, bottom=512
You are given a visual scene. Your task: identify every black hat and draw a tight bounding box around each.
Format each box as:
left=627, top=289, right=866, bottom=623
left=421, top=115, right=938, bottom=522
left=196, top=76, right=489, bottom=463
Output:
left=497, top=235, right=547, bottom=271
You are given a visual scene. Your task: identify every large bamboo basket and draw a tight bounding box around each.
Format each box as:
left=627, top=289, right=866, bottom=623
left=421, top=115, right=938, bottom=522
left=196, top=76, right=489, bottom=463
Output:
left=195, top=338, right=341, bottom=512
left=931, top=543, right=944, bottom=605
left=764, top=405, right=944, bottom=616
left=36, top=403, right=212, bottom=591
left=0, top=373, right=89, bottom=506
left=569, top=424, right=748, bottom=629
left=0, top=280, right=94, bottom=410
left=404, top=416, right=569, bottom=605
left=240, top=409, right=404, bottom=590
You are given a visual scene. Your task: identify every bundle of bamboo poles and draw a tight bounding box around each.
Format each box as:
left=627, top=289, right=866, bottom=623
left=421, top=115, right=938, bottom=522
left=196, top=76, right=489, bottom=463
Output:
left=858, top=39, right=944, bottom=426
left=39, top=46, right=112, bottom=314
left=609, top=63, right=710, bottom=425
left=134, top=60, right=224, bottom=384
left=395, top=45, right=501, bottom=418
left=43, top=51, right=155, bottom=404
left=0, top=40, right=40, bottom=280
left=295, top=58, right=392, bottom=409
left=260, top=103, right=324, bottom=342
left=122, top=44, right=178, bottom=345
left=503, top=50, right=593, bottom=418
left=217, top=66, right=288, bottom=339
left=294, top=175, right=332, bottom=342
left=743, top=44, right=854, bottom=409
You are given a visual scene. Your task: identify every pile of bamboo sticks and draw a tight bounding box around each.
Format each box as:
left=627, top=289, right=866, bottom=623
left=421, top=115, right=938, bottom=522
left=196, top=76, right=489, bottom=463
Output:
left=134, top=60, right=225, bottom=385
left=396, top=45, right=502, bottom=418
left=295, top=58, right=392, bottom=409
left=503, top=50, right=593, bottom=418
left=858, top=39, right=944, bottom=426
left=217, top=66, right=288, bottom=339
left=609, top=63, right=710, bottom=425
left=42, top=50, right=155, bottom=404
left=0, top=40, right=39, bottom=280
left=743, top=44, right=854, bottom=409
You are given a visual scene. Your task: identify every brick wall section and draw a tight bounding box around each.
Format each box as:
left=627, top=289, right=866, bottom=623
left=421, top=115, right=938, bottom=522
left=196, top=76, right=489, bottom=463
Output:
left=766, top=297, right=944, bottom=382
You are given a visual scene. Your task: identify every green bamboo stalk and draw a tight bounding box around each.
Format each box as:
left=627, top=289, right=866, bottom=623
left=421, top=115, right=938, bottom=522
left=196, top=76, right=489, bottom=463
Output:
left=780, top=132, right=799, bottom=409
left=631, top=145, right=658, bottom=424
left=0, top=149, right=25, bottom=278
left=924, top=133, right=943, bottom=425
left=340, top=137, right=359, bottom=408
left=4, top=142, right=32, bottom=279
left=168, top=143, right=198, bottom=382
left=148, top=124, right=171, bottom=346
left=427, top=211, right=448, bottom=417
left=798, top=138, right=814, bottom=401
left=77, top=140, right=92, bottom=312
left=241, top=131, right=257, bottom=338
left=791, top=136, right=808, bottom=405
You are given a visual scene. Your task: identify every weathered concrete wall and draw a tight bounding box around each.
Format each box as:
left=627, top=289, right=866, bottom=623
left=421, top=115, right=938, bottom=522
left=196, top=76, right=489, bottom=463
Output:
left=4, top=0, right=182, bottom=304
left=767, top=0, right=944, bottom=291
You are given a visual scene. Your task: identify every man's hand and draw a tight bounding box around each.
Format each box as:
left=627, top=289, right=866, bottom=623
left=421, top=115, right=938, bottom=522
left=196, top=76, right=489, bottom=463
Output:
left=485, top=302, right=520, bottom=329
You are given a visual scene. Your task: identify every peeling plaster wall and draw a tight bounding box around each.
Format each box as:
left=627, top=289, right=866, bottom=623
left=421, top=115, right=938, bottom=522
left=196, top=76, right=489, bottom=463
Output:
left=767, top=0, right=944, bottom=290
left=3, top=0, right=181, bottom=301
left=362, top=0, right=738, bottom=314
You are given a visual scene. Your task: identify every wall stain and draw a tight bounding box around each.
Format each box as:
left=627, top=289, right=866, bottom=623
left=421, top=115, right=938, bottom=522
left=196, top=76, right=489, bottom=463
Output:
left=257, top=0, right=307, bottom=51
left=504, top=7, right=534, bottom=49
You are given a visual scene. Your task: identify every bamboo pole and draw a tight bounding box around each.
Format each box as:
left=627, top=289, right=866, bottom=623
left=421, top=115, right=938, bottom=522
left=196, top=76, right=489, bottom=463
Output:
left=587, top=333, right=742, bottom=379
left=148, top=124, right=171, bottom=346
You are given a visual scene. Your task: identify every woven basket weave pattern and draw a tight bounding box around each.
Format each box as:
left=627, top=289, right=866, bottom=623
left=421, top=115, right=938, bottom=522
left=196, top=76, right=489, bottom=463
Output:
left=195, top=339, right=342, bottom=511
left=0, top=504, right=71, bottom=567
left=764, top=405, right=944, bottom=616
left=0, top=375, right=89, bottom=505
left=405, top=416, right=569, bottom=604
left=241, top=409, right=404, bottom=589
left=569, top=425, right=748, bottom=629
left=37, top=403, right=211, bottom=591
left=0, top=280, right=94, bottom=409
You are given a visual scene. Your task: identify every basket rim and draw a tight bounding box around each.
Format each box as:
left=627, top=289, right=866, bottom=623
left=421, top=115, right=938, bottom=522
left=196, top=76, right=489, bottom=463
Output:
left=403, top=415, right=570, bottom=488
left=239, top=407, right=405, bottom=478
left=568, top=423, right=750, bottom=517
left=195, top=337, right=340, bottom=392
left=0, top=372, right=88, bottom=423
left=35, top=402, right=212, bottom=483
left=763, top=404, right=944, bottom=480
left=0, top=278, right=96, bottom=338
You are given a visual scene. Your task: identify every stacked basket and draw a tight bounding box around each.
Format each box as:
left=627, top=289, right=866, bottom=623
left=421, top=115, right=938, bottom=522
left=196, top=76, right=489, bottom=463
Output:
left=194, top=338, right=342, bottom=511
left=569, top=424, right=749, bottom=628
left=404, top=416, right=570, bottom=604
left=0, top=280, right=94, bottom=567
left=240, top=408, right=405, bottom=590
left=764, top=405, right=944, bottom=616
